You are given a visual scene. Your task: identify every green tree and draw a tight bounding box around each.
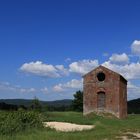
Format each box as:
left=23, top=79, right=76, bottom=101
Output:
left=31, top=97, right=42, bottom=112
left=72, top=90, right=83, bottom=112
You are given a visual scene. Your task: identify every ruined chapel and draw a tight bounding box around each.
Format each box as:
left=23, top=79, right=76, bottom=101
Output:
left=83, top=65, right=127, bottom=119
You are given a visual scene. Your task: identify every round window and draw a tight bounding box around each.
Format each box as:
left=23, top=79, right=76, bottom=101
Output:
left=97, top=72, right=105, bottom=81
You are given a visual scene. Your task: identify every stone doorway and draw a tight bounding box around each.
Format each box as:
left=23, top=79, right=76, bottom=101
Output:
left=97, top=92, right=105, bottom=111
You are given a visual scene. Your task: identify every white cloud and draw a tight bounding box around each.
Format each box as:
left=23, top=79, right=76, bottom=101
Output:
left=0, top=82, right=36, bottom=94
left=69, top=59, right=99, bottom=75
left=65, top=58, right=71, bottom=62
left=55, top=65, right=69, bottom=76
left=53, top=84, right=65, bottom=92
left=64, top=79, right=83, bottom=89
left=102, top=61, right=140, bottom=79
left=109, top=53, right=129, bottom=64
left=16, top=40, right=140, bottom=101
left=127, top=81, right=140, bottom=100
left=131, top=40, right=140, bottom=55
left=20, top=88, right=36, bottom=93
left=41, top=87, right=49, bottom=94
left=53, top=79, right=83, bottom=93
left=0, top=81, right=52, bottom=96
left=20, top=61, right=68, bottom=78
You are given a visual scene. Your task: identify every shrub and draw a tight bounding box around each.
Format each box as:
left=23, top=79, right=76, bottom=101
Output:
left=0, top=110, right=43, bottom=135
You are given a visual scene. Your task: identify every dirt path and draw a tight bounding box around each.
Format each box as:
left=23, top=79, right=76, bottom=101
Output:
left=44, top=122, right=95, bottom=132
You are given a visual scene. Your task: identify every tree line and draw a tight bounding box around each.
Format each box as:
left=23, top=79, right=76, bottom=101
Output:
left=0, top=91, right=83, bottom=112
left=0, top=91, right=140, bottom=114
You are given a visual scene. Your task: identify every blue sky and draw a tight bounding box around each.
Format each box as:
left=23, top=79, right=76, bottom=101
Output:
left=0, top=0, right=140, bottom=101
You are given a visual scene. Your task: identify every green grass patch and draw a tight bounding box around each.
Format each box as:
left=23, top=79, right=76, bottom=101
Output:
left=0, top=111, right=140, bottom=140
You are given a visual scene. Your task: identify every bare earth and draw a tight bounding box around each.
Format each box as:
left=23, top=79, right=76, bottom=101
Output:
left=44, top=122, right=95, bottom=132
left=44, top=122, right=140, bottom=139
left=116, top=132, right=140, bottom=140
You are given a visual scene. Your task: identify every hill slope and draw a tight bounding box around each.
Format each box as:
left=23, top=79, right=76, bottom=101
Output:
left=0, top=98, right=140, bottom=113
left=0, top=99, right=72, bottom=107
left=128, top=98, right=140, bottom=114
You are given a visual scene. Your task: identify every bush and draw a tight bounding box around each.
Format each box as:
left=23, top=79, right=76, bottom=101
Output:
left=0, top=110, right=43, bottom=135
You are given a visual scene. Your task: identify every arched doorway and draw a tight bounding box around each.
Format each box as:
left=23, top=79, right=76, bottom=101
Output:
left=97, top=92, right=105, bottom=111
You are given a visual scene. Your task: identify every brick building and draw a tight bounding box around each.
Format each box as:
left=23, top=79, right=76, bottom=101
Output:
left=83, top=65, right=127, bottom=119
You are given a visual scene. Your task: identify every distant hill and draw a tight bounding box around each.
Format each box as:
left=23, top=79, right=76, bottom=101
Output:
left=0, top=98, right=140, bottom=113
left=0, top=99, right=73, bottom=107
left=128, top=98, right=140, bottom=114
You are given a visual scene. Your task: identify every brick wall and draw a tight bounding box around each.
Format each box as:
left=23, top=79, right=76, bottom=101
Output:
left=83, top=66, right=127, bottom=119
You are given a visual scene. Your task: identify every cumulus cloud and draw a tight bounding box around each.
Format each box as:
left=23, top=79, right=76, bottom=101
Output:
left=109, top=53, right=129, bottom=65
left=53, top=84, right=65, bottom=92
left=0, top=82, right=36, bottom=94
left=0, top=81, right=52, bottom=95
left=41, top=87, right=49, bottom=94
left=18, top=40, right=140, bottom=100
left=20, top=61, right=68, bottom=78
left=127, top=81, right=140, bottom=100
left=131, top=40, right=140, bottom=55
left=69, top=59, right=99, bottom=75
left=55, top=65, right=69, bottom=76
left=19, top=88, right=36, bottom=93
left=64, top=79, right=83, bottom=89
left=102, top=61, right=140, bottom=79
left=53, top=79, right=83, bottom=92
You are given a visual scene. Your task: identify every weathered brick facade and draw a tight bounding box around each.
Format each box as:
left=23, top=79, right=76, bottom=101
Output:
left=83, top=65, right=127, bottom=119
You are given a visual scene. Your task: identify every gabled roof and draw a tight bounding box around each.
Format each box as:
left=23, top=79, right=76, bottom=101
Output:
left=83, top=65, right=127, bottom=82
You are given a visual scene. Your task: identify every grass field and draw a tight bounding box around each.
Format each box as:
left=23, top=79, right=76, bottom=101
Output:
left=0, top=111, right=140, bottom=140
